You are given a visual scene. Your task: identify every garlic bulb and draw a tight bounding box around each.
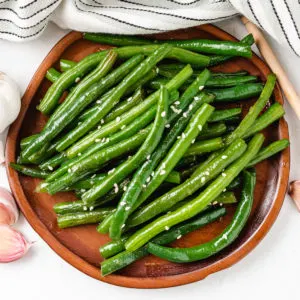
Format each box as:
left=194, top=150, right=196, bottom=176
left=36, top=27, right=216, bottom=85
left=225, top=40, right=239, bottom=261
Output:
left=289, top=180, right=300, bottom=212
left=0, top=187, right=19, bottom=225
left=0, top=225, right=31, bottom=263
left=0, top=72, right=21, bottom=133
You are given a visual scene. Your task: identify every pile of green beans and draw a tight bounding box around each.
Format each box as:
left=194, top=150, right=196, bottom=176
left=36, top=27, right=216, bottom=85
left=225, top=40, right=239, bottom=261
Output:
left=11, top=33, right=289, bottom=277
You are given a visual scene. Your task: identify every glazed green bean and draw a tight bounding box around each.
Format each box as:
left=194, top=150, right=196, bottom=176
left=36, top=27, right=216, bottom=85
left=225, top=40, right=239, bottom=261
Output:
left=184, top=138, right=224, bottom=156
left=39, top=152, right=66, bottom=171
left=81, top=85, right=169, bottom=208
left=65, top=65, right=193, bottom=158
left=46, top=68, right=61, bottom=83
left=125, top=134, right=263, bottom=251
left=209, top=108, right=242, bottom=123
left=20, top=134, right=38, bottom=150
left=57, top=207, right=115, bottom=228
left=197, top=122, right=227, bottom=140
left=10, top=163, right=50, bottom=179
left=147, top=170, right=256, bottom=262
left=60, top=59, right=77, bottom=72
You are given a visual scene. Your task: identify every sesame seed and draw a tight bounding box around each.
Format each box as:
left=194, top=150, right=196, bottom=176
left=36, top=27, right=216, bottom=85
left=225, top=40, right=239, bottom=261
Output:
left=162, top=162, right=166, bottom=168
left=68, top=168, right=72, bottom=173
left=183, top=112, right=188, bottom=118
left=101, top=138, right=106, bottom=143
left=121, top=224, right=126, bottom=228
left=147, top=155, right=151, bottom=160
left=125, top=206, right=131, bottom=211
left=155, top=67, right=159, bottom=74
left=116, top=116, right=121, bottom=122
left=220, top=203, right=224, bottom=207
left=81, top=189, right=86, bottom=193
left=142, top=184, right=147, bottom=188
left=198, top=125, right=203, bottom=131
left=48, top=166, right=53, bottom=171
left=83, top=206, right=88, bottom=211
left=165, top=124, right=170, bottom=128
left=199, top=85, right=204, bottom=91
left=192, top=139, right=196, bottom=144
left=189, top=104, right=193, bottom=111
left=171, top=105, right=182, bottom=114
left=75, top=77, right=80, bottom=83
left=96, top=100, right=101, bottom=104
left=78, top=153, right=82, bottom=156
left=174, top=101, right=180, bottom=106
left=177, top=136, right=181, bottom=139
left=204, top=171, right=209, bottom=176
left=114, top=183, right=119, bottom=193
left=222, top=155, right=228, bottom=159
left=106, top=138, right=110, bottom=143
left=108, top=168, right=115, bottom=174
left=177, top=235, right=182, bottom=240
left=165, top=226, right=170, bottom=230
left=97, top=125, right=102, bottom=130
left=223, top=188, right=227, bottom=192
left=146, top=177, right=151, bottom=183
left=127, top=97, right=133, bottom=102
left=89, top=206, right=94, bottom=211
left=121, top=125, right=126, bottom=130
left=101, top=119, right=105, bottom=124
left=151, top=172, right=155, bottom=177
left=222, top=173, right=226, bottom=177
left=213, top=201, right=218, bottom=205
left=91, top=174, right=97, bottom=179
left=120, top=201, right=126, bottom=206
left=182, top=133, right=186, bottom=138
left=194, top=96, right=200, bottom=101
left=201, top=177, right=206, bottom=183
left=123, top=186, right=127, bottom=192
left=95, top=138, right=101, bottom=143
left=160, top=169, right=166, bottom=175
left=161, top=111, right=166, bottom=117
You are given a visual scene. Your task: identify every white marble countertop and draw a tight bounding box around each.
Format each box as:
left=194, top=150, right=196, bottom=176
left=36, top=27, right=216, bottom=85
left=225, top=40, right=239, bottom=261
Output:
left=1, top=17, right=299, bottom=299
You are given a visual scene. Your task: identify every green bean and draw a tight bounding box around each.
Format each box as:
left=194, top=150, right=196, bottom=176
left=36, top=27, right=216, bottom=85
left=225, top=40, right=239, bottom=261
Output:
left=129, top=138, right=247, bottom=228
left=41, top=127, right=151, bottom=194
left=147, top=170, right=255, bottom=262
left=247, top=139, right=289, bottom=167
left=84, top=32, right=252, bottom=57
left=65, top=65, right=193, bottom=158
left=101, top=207, right=226, bottom=276
left=209, top=108, right=242, bottom=123
left=130, top=103, right=214, bottom=212
left=10, top=163, right=50, bottom=179
left=227, top=176, right=242, bottom=190
left=22, top=51, right=120, bottom=159
left=197, top=122, right=227, bottom=140
left=165, top=171, right=181, bottom=184
left=56, top=45, right=172, bottom=152
left=100, top=234, right=131, bottom=259
left=225, top=74, right=276, bottom=145
left=243, top=102, right=285, bottom=138
left=209, top=34, right=255, bottom=66
left=81, top=85, right=169, bottom=208
left=125, top=134, right=263, bottom=251
left=97, top=213, right=114, bottom=234
left=60, top=59, right=77, bottom=72
left=57, top=207, right=115, bottom=228
left=39, top=152, right=66, bottom=171
left=46, top=68, right=61, bottom=83
left=207, top=83, right=264, bottom=102
left=184, top=137, right=224, bottom=157
left=71, top=173, right=106, bottom=190
left=20, top=134, right=38, bottom=150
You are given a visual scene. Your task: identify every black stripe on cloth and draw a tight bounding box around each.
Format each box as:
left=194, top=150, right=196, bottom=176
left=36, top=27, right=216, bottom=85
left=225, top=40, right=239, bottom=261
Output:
left=283, top=0, right=300, bottom=39
left=0, top=0, right=15, bottom=5
left=0, top=23, right=46, bottom=38
left=0, top=0, right=59, bottom=19
left=75, top=0, right=162, bottom=31
left=0, top=13, right=49, bottom=29
left=270, top=0, right=299, bottom=55
left=81, top=0, right=238, bottom=22
left=247, top=0, right=264, bottom=29
left=117, top=0, right=169, bottom=9
left=19, top=0, right=40, bottom=9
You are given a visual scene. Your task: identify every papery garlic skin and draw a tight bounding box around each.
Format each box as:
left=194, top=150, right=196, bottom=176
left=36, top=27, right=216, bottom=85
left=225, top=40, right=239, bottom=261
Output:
left=0, top=72, right=21, bottom=134
left=0, top=225, right=31, bottom=263
left=0, top=187, right=19, bottom=225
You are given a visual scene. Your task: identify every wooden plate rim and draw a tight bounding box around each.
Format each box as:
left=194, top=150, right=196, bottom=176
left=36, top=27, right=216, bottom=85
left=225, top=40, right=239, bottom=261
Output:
left=5, top=25, right=290, bottom=289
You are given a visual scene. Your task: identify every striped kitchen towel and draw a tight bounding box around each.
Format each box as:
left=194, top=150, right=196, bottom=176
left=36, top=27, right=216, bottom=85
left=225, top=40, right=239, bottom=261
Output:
left=0, top=0, right=299, bottom=55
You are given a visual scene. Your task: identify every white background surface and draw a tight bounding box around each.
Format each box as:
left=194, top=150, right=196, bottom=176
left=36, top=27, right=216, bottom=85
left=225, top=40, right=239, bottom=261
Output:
left=1, top=17, right=300, bottom=299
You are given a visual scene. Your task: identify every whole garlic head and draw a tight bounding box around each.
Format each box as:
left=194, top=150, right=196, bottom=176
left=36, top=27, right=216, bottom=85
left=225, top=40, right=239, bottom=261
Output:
left=0, top=72, right=21, bottom=133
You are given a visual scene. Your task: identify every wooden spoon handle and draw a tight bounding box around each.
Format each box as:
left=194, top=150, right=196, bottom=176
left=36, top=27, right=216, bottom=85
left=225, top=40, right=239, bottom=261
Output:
left=241, top=16, right=300, bottom=119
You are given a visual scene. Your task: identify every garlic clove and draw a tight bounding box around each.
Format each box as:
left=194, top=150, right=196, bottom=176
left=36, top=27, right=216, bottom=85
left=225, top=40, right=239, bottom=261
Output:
left=0, top=187, right=19, bottom=225
left=0, top=72, right=21, bottom=134
left=288, top=180, right=300, bottom=212
left=0, top=225, right=31, bottom=263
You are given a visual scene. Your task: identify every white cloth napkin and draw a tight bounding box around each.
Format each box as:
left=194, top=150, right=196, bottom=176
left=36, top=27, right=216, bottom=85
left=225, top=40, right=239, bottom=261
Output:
left=0, top=0, right=299, bottom=56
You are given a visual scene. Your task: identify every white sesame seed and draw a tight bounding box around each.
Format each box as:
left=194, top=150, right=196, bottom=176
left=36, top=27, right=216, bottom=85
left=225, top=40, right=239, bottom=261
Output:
left=204, top=171, right=209, bottom=176
left=151, top=171, right=155, bottom=177
left=48, top=166, right=53, bottom=171
left=125, top=206, right=131, bottom=211
left=182, top=133, right=186, bottom=138
left=220, top=203, right=223, bottom=207
left=199, top=85, right=204, bottom=91
left=95, top=138, right=101, bottom=143
left=101, top=138, right=106, bottom=143
left=101, top=119, right=105, bottom=124
left=127, top=97, right=133, bottom=102
left=96, top=100, right=101, bottom=104
left=106, top=138, right=110, bottom=143
left=165, top=124, right=170, bottom=128
left=222, top=173, right=227, bottom=177
left=155, top=67, right=159, bottom=74
left=194, top=96, right=200, bottom=101
left=174, top=101, right=180, bottom=106
left=146, top=177, right=151, bottom=183
left=89, top=206, right=94, bottom=211
left=177, top=136, right=181, bottom=139
left=75, top=77, right=80, bottom=83
left=177, top=235, right=182, bottom=239
left=162, top=162, right=166, bottom=168
left=142, top=184, right=147, bottom=188
left=165, top=226, right=170, bottom=231
left=192, top=139, right=196, bottom=144
left=147, top=155, right=151, bottom=160
left=161, top=111, right=166, bottom=117
left=128, top=155, right=132, bottom=159
left=83, top=206, right=88, bottom=211
left=116, top=116, right=121, bottom=122
left=120, top=201, right=126, bottom=206
left=121, top=224, right=126, bottom=228
left=198, top=125, right=203, bottom=131
left=123, top=186, right=127, bottom=192
left=171, top=105, right=182, bottom=114
left=108, top=168, right=115, bottom=174
left=213, top=201, right=218, bottom=205
left=78, top=153, right=82, bottom=156
left=68, top=168, right=72, bottom=173
left=222, top=155, right=228, bottom=159
left=189, top=104, right=193, bottom=111
left=160, top=169, right=166, bottom=175
left=183, top=112, right=188, bottom=118
left=223, top=188, right=227, bottom=192
left=98, top=125, right=102, bottom=130
left=114, top=183, right=119, bottom=193
left=81, top=189, right=86, bottom=193
left=121, top=125, right=126, bottom=130
left=201, top=177, right=206, bottom=183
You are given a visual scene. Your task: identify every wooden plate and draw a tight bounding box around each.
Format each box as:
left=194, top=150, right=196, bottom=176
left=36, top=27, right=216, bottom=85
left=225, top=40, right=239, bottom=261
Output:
left=5, top=25, right=290, bottom=288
